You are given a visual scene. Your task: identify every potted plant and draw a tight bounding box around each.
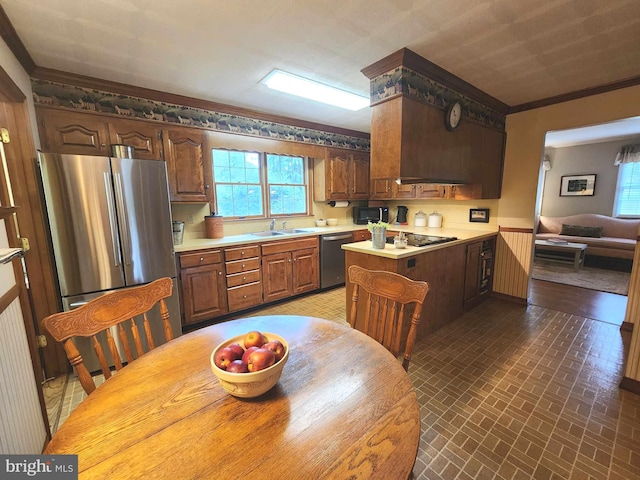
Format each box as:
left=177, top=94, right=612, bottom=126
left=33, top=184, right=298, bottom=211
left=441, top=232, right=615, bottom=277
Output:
left=367, top=221, right=390, bottom=249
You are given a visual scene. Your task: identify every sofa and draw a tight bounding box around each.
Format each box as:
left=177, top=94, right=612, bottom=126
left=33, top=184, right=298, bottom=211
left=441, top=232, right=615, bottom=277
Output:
left=536, top=214, right=639, bottom=260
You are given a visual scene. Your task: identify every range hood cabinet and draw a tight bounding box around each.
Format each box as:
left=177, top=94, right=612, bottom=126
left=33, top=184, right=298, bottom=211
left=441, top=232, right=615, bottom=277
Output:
left=370, top=96, right=468, bottom=184
left=369, top=96, right=505, bottom=198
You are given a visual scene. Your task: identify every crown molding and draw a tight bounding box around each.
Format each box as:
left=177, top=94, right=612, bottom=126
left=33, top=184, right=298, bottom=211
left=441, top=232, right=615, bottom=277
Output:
left=509, top=75, right=640, bottom=114
left=30, top=67, right=369, bottom=140
left=0, top=5, right=35, bottom=74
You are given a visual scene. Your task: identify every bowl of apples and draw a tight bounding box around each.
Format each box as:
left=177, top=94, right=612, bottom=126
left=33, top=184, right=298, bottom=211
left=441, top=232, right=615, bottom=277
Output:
left=210, top=330, right=289, bottom=398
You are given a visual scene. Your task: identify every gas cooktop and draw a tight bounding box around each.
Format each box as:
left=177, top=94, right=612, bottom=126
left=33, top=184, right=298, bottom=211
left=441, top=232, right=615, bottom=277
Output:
left=386, top=233, right=458, bottom=247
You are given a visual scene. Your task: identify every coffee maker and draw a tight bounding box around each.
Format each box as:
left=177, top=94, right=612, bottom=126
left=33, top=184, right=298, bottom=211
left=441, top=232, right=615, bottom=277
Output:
left=396, top=206, right=408, bottom=224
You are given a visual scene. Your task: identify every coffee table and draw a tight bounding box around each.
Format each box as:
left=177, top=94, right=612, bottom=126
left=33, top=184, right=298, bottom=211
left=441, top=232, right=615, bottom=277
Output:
left=534, top=239, right=588, bottom=272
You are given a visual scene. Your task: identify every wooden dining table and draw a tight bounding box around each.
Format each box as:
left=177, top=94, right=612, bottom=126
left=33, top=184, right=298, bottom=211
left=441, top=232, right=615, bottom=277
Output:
left=45, top=315, right=421, bottom=479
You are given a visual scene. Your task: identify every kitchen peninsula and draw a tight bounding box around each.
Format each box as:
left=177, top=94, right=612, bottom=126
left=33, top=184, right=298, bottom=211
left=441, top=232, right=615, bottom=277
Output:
left=343, top=227, right=498, bottom=339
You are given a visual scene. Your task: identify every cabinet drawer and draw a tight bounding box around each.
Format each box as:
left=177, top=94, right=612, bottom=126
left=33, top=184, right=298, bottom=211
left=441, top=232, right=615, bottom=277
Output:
left=226, top=269, right=261, bottom=288
left=227, top=282, right=262, bottom=311
left=224, top=245, right=260, bottom=262
left=261, top=237, right=318, bottom=256
left=352, top=230, right=370, bottom=241
left=179, top=250, right=222, bottom=268
left=225, top=257, right=261, bottom=275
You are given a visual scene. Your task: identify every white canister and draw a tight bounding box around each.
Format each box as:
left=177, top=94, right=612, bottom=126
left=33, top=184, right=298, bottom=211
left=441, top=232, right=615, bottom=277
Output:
left=414, top=210, right=427, bottom=227
left=428, top=211, right=443, bottom=228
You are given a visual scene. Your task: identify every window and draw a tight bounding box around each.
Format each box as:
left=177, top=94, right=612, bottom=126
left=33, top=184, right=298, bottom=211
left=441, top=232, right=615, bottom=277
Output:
left=212, top=149, right=309, bottom=218
left=613, top=162, right=640, bottom=217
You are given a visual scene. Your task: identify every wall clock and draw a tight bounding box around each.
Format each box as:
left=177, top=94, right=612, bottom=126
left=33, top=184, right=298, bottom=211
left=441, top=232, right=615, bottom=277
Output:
left=445, top=101, right=462, bottom=131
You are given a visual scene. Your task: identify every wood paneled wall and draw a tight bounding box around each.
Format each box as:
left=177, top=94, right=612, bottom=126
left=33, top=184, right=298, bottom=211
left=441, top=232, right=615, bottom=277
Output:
left=493, top=228, right=533, bottom=300
left=0, top=297, right=48, bottom=453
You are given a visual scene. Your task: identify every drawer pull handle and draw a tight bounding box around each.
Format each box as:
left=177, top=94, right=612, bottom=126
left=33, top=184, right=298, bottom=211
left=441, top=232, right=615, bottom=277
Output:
left=241, top=251, right=245, bottom=255
left=243, top=276, right=246, bottom=280
left=242, top=263, right=245, bottom=268
left=200, top=257, right=204, bottom=262
left=243, top=294, right=247, bottom=298
left=218, top=271, right=222, bottom=275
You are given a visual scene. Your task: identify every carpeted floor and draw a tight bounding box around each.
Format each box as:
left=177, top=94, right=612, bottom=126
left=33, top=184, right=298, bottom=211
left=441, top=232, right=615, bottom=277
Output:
left=531, top=260, right=631, bottom=295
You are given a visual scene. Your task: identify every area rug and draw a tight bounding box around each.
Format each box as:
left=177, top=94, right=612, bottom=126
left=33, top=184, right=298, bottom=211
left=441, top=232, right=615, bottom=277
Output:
left=531, top=260, right=630, bottom=295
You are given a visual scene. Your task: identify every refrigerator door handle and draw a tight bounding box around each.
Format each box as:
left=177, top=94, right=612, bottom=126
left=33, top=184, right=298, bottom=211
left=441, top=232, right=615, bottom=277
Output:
left=113, top=172, right=132, bottom=266
left=103, top=173, right=121, bottom=268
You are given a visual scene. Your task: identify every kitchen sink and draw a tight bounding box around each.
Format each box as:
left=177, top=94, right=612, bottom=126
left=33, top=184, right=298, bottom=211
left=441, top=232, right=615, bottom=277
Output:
left=250, top=229, right=310, bottom=237
left=250, top=231, right=285, bottom=237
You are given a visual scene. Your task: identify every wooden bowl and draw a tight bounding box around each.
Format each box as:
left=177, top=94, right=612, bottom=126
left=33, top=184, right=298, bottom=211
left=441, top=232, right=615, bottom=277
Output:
left=210, top=333, right=289, bottom=398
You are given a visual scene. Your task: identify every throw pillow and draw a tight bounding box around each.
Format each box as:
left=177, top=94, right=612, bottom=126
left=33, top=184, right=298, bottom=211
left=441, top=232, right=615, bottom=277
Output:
left=560, top=224, right=604, bottom=238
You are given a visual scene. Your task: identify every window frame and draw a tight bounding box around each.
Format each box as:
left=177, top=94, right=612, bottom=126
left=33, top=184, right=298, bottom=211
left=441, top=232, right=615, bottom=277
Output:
left=211, top=147, right=311, bottom=220
left=613, top=161, right=640, bottom=218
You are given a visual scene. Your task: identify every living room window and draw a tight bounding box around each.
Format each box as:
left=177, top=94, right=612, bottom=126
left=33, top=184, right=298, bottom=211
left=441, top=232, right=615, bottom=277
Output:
left=613, top=162, right=640, bottom=217
left=212, top=149, right=309, bottom=218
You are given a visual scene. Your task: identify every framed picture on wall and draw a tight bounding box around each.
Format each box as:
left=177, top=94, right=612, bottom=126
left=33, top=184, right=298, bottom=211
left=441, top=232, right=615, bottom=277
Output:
left=560, top=174, right=596, bottom=196
left=469, top=208, right=490, bottom=223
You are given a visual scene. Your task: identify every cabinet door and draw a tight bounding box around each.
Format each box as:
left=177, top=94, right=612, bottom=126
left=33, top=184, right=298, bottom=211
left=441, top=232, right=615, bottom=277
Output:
left=109, top=119, right=163, bottom=160
left=392, top=183, right=416, bottom=199
left=463, top=242, right=482, bottom=306
left=416, top=184, right=449, bottom=199
left=292, top=247, right=319, bottom=294
left=370, top=179, right=392, bottom=199
left=349, top=152, right=370, bottom=199
left=262, top=252, right=292, bottom=302
left=180, top=263, right=227, bottom=325
left=36, top=108, right=110, bottom=155
left=163, top=128, right=213, bottom=204
left=327, top=151, right=349, bottom=200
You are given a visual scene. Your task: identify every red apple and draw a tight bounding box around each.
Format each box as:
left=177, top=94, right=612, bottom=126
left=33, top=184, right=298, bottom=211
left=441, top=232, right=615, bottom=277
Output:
left=242, top=346, right=259, bottom=364
left=262, top=340, right=286, bottom=362
left=243, top=331, right=266, bottom=349
left=214, top=346, right=239, bottom=370
left=226, top=360, right=249, bottom=373
left=227, top=343, right=245, bottom=358
left=247, top=348, right=276, bottom=372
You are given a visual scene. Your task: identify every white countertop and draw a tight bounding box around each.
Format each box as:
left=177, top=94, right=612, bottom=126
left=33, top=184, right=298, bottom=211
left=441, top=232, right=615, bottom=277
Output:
left=174, top=224, right=498, bottom=255
left=174, top=225, right=363, bottom=252
left=341, top=227, right=498, bottom=259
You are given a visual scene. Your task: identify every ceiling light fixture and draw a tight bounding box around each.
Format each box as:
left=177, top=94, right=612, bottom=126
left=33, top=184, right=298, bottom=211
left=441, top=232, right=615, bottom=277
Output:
left=260, top=69, right=369, bottom=111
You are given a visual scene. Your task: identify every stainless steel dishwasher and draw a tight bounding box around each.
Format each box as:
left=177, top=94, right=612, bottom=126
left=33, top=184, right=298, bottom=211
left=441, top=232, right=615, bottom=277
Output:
left=319, top=232, right=353, bottom=289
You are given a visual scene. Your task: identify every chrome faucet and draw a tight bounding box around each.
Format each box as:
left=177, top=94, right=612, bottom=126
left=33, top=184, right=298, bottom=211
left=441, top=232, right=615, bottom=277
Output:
left=282, top=220, right=287, bottom=230
left=269, top=219, right=275, bottom=230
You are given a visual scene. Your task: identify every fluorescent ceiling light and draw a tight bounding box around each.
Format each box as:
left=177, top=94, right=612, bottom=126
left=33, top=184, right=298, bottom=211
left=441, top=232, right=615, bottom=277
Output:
left=260, top=69, right=369, bottom=111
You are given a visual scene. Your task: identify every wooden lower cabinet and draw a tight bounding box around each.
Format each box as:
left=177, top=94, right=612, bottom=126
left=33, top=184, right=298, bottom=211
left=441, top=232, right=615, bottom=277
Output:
left=345, top=237, right=498, bottom=341
left=352, top=230, right=370, bottom=242
left=262, top=237, right=319, bottom=302
left=178, top=250, right=228, bottom=326
left=224, top=245, right=262, bottom=312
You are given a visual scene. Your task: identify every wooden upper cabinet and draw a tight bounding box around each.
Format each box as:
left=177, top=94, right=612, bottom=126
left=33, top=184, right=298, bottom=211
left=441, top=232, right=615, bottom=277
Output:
left=36, top=108, right=110, bottom=155
left=349, top=151, right=370, bottom=199
left=108, top=119, right=163, bottom=160
left=163, top=127, right=213, bottom=205
left=314, top=148, right=370, bottom=201
left=370, top=178, right=392, bottom=199
left=326, top=150, right=349, bottom=200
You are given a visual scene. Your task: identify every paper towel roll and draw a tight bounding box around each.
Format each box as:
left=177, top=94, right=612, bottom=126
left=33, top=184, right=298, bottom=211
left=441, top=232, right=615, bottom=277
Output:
left=328, top=201, right=350, bottom=208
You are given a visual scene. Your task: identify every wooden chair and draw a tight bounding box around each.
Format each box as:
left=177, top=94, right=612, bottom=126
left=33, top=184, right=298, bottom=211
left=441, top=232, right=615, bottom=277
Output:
left=348, top=265, right=429, bottom=371
left=42, top=277, right=175, bottom=395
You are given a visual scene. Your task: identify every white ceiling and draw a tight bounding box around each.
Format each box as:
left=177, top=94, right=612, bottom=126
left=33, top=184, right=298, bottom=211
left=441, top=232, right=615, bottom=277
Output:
left=3, top=0, right=640, bottom=137
left=545, top=116, right=640, bottom=148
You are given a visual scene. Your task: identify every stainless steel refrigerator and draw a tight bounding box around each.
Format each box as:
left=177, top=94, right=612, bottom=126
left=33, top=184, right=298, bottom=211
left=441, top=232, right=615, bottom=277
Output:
left=37, top=151, right=182, bottom=372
